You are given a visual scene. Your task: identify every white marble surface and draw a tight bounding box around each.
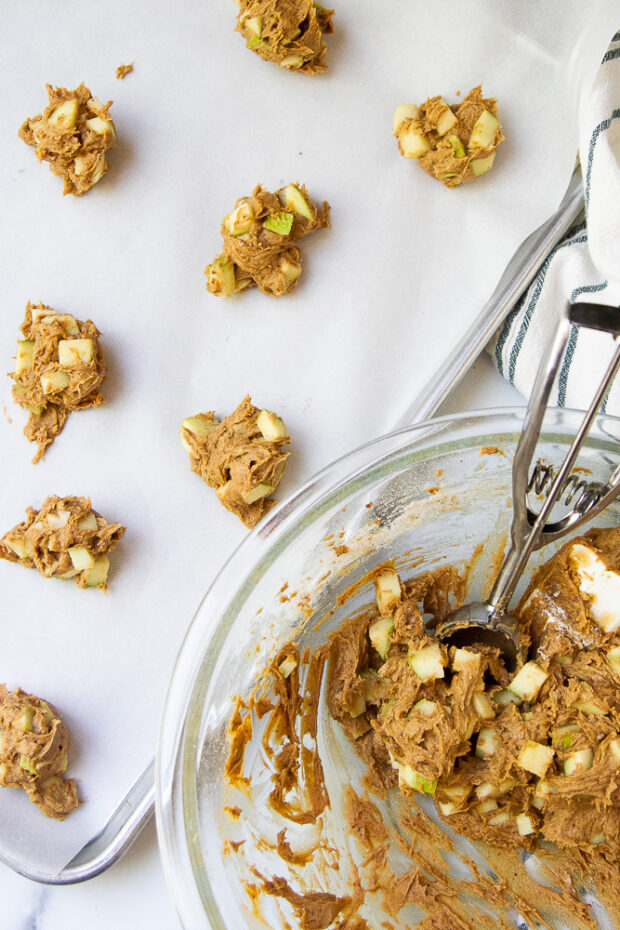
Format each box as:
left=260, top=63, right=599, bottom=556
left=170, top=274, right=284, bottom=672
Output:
left=0, top=353, right=524, bottom=930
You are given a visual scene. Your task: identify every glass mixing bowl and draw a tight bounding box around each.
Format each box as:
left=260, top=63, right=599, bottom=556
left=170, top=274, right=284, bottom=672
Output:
left=156, top=407, right=620, bottom=929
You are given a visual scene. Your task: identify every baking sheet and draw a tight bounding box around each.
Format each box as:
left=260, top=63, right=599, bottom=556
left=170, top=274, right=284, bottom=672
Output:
left=0, top=0, right=616, bottom=877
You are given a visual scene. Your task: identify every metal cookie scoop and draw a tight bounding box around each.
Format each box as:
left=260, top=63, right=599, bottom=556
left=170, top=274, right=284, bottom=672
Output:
left=435, top=302, right=620, bottom=667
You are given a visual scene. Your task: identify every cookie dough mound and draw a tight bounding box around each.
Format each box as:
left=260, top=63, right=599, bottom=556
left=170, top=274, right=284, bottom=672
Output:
left=181, top=396, right=290, bottom=527
left=237, top=0, right=334, bottom=74
left=19, top=83, right=116, bottom=195
left=0, top=495, right=125, bottom=590
left=9, top=302, right=106, bottom=463
left=205, top=183, right=330, bottom=298
left=0, top=684, right=78, bottom=820
left=393, top=86, right=504, bottom=188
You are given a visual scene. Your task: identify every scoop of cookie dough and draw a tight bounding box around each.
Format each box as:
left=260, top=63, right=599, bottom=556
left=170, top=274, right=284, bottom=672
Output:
left=205, top=183, right=330, bottom=298
left=0, top=495, right=125, bottom=590
left=181, top=396, right=290, bottom=527
left=393, top=86, right=504, bottom=188
left=9, top=302, right=106, bottom=463
left=0, top=684, right=78, bottom=820
left=237, top=0, right=334, bottom=74
left=19, top=83, right=116, bottom=195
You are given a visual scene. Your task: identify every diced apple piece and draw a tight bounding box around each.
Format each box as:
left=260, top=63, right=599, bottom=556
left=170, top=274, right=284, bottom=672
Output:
left=392, top=104, right=419, bottom=135
left=555, top=655, right=573, bottom=666
left=609, top=739, right=620, bottom=763
left=16, top=708, right=34, bottom=732
left=438, top=800, right=457, bottom=816
left=75, top=512, right=98, bottom=532
left=205, top=258, right=237, bottom=297
left=551, top=725, right=580, bottom=750
left=475, top=782, right=499, bottom=800
left=256, top=409, right=289, bottom=442
left=369, top=616, right=395, bottom=661
left=573, top=700, right=607, bottom=716
left=564, top=748, right=593, bottom=776
left=244, top=483, right=274, bottom=505
left=374, top=569, right=401, bottom=616
left=277, top=184, right=314, bottom=221
left=408, top=642, right=445, bottom=681
left=263, top=212, right=294, bottom=236
left=68, top=546, right=95, bottom=571
left=493, top=688, right=521, bottom=706
left=452, top=648, right=481, bottom=673
left=20, top=757, right=37, bottom=775
left=534, top=779, right=556, bottom=798
left=477, top=798, right=498, bottom=814
left=499, top=777, right=519, bottom=794
left=58, top=338, right=94, bottom=366
left=436, top=104, right=458, bottom=136
left=31, top=309, right=80, bottom=336
left=607, top=646, right=620, bottom=676
left=47, top=99, right=78, bottom=130
left=413, top=699, right=437, bottom=717
left=56, top=569, right=79, bottom=581
left=182, top=415, right=219, bottom=443
left=224, top=200, right=255, bottom=237
left=468, top=110, right=500, bottom=151
left=243, top=14, right=262, bottom=35
left=40, top=371, right=70, bottom=394
left=46, top=510, right=70, bottom=529
left=476, top=728, right=498, bottom=760
left=472, top=693, right=495, bottom=720
left=4, top=535, right=29, bottom=559
left=531, top=796, right=545, bottom=810
left=83, top=554, right=110, bottom=588
left=278, top=656, right=297, bottom=679
left=489, top=811, right=512, bottom=827
left=280, top=257, right=302, bottom=286
left=471, top=153, right=496, bottom=177
left=508, top=661, right=548, bottom=702
left=569, top=543, right=620, bottom=633
left=348, top=693, right=367, bottom=718
left=517, top=741, right=554, bottom=778
left=280, top=55, right=304, bottom=69
left=397, top=764, right=437, bottom=795
left=397, top=125, right=431, bottom=160
left=16, top=340, right=34, bottom=373
left=516, top=812, right=536, bottom=836
left=86, top=116, right=112, bottom=134
left=590, top=833, right=606, bottom=845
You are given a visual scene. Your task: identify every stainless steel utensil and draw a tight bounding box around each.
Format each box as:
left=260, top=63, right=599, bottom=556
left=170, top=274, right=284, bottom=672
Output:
left=435, top=301, right=620, bottom=665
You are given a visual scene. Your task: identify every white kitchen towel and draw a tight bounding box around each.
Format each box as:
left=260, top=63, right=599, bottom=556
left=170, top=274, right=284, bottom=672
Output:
left=490, top=30, right=620, bottom=415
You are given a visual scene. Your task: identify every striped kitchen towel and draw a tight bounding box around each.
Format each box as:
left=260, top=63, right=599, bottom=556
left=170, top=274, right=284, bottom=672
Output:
left=490, top=31, right=620, bottom=415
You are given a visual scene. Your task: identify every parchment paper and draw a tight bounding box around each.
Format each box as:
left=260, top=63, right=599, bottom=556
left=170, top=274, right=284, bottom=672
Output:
left=0, top=0, right=616, bottom=876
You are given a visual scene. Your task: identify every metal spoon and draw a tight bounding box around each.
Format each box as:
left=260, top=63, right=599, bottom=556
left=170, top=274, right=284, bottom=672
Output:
left=435, top=301, right=620, bottom=667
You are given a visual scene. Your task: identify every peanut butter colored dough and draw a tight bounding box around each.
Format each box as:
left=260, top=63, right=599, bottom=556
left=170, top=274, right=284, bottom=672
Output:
left=9, top=303, right=106, bottom=463
left=0, top=495, right=125, bottom=590
left=0, top=685, right=78, bottom=820
left=225, top=528, right=620, bottom=926
left=115, top=63, right=134, bottom=80
left=236, top=0, right=334, bottom=74
left=393, top=85, right=504, bottom=188
left=19, top=83, right=116, bottom=195
left=205, top=183, right=330, bottom=298
left=180, top=396, right=290, bottom=528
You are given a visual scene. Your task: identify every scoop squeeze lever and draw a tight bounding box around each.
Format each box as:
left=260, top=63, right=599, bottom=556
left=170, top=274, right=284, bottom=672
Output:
left=435, top=301, right=620, bottom=666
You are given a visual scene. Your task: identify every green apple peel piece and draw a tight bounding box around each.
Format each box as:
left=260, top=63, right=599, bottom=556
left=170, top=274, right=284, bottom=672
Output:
left=368, top=616, right=395, bottom=661
left=447, top=135, right=466, bottom=158
left=20, top=757, right=37, bottom=775
left=397, top=764, right=437, bottom=795
left=263, top=212, right=294, bottom=236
